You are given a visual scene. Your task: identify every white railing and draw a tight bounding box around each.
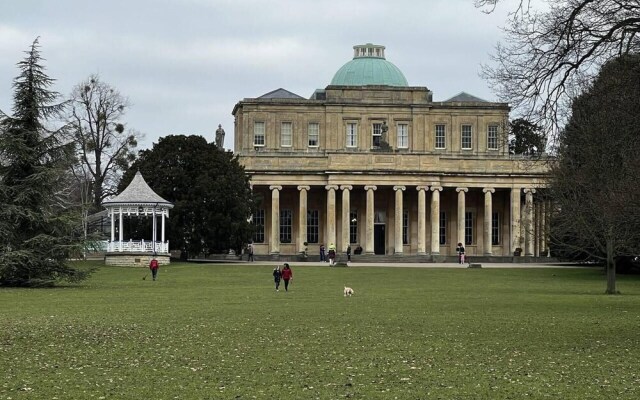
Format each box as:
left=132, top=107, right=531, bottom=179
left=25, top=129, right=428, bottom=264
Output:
left=107, top=240, right=169, bottom=253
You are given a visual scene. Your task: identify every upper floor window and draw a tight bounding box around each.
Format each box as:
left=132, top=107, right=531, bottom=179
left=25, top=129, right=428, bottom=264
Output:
left=254, top=122, right=265, bottom=146
left=281, top=122, right=292, bottom=147
left=487, top=125, right=498, bottom=150
left=372, top=123, right=382, bottom=147
left=346, top=123, right=358, bottom=148
left=435, top=124, right=446, bottom=149
left=308, top=123, right=319, bottom=147
left=397, top=124, right=409, bottom=149
left=461, top=125, right=472, bottom=150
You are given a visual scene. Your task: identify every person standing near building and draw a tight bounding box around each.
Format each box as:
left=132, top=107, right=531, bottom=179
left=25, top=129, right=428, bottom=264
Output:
left=149, top=256, right=159, bottom=281
left=272, top=265, right=281, bottom=291
left=346, top=245, right=352, bottom=262
left=456, top=242, right=465, bottom=264
left=320, top=244, right=326, bottom=262
left=247, top=243, right=254, bottom=262
left=328, top=243, right=336, bottom=266
left=281, top=263, right=293, bottom=291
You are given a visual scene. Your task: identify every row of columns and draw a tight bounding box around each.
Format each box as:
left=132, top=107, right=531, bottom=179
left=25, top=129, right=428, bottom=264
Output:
left=267, top=184, right=544, bottom=256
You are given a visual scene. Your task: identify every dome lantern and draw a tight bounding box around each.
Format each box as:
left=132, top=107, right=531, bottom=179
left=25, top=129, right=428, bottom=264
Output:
left=330, top=43, right=408, bottom=87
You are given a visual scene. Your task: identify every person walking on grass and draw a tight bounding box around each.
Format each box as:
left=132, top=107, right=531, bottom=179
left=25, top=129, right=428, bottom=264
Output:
left=281, top=263, right=293, bottom=291
left=273, top=265, right=282, bottom=291
left=149, top=256, right=159, bottom=281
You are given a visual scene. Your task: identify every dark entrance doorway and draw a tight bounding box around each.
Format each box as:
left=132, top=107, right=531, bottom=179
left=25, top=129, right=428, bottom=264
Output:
left=374, top=224, right=385, bottom=255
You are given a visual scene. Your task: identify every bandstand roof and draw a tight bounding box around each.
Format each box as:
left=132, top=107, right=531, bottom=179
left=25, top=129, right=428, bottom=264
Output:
left=102, top=172, right=173, bottom=208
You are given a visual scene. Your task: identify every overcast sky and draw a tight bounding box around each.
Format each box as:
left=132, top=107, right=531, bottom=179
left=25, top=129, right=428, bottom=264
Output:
left=0, top=0, right=512, bottom=150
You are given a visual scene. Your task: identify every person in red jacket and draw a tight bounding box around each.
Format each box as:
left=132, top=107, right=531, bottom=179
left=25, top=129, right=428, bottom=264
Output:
left=281, top=263, right=293, bottom=291
left=149, top=256, right=159, bottom=281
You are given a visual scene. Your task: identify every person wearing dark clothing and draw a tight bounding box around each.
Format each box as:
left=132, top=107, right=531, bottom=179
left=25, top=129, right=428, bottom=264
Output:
left=320, top=245, right=326, bottom=262
left=456, top=242, right=465, bottom=264
left=149, top=257, right=159, bottom=281
left=272, top=266, right=281, bottom=291
left=247, top=243, right=254, bottom=262
left=328, top=243, right=336, bottom=266
left=281, top=263, right=293, bottom=291
left=346, top=245, right=352, bottom=262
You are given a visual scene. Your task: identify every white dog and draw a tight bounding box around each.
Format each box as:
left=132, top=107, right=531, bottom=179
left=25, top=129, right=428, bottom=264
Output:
left=343, top=286, right=354, bottom=297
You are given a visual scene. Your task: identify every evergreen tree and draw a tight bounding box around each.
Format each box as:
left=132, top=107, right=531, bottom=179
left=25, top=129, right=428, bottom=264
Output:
left=119, top=135, right=256, bottom=257
left=0, top=39, right=90, bottom=287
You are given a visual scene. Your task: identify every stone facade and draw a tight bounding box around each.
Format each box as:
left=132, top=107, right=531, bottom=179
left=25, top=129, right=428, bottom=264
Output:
left=232, top=45, right=550, bottom=259
left=104, top=253, right=170, bottom=267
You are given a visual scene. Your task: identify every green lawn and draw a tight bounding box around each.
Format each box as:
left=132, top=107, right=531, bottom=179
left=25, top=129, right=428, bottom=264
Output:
left=1, top=263, right=640, bottom=399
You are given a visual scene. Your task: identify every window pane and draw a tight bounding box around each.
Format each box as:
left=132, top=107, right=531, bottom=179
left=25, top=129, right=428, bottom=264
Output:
left=350, top=210, right=358, bottom=244
left=487, top=125, right=498, bottom=150
left=281, top=122, right=292, bottom=147
left=307, top=209, right=319, bottom=243
left=397, top=124, right=408, bottom=148
left=372, top=123, right=381, bottom=147
left=435, top=124, right=446, bottom=149
left=492, top=211, right=500, bottom=245
left=280, top=209, right=292, bottom=243
left=439, top=211, right=447, bottom=245
left=462, top=125, right=472, bottom=149
left=402, top=209, right=409, bottom=244
left=464, top=211, right=473, bottom=245
left=346, top=123, right=357, bottom=147
left=254, top=122, right=265, bottom=146
left=308, top=123, right=319, bottom=147
left=252, top=209, right=265, bottom=243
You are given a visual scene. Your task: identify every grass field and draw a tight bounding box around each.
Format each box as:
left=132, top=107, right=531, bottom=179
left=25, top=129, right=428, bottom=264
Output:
left=2, top=262, right=640, bottom=399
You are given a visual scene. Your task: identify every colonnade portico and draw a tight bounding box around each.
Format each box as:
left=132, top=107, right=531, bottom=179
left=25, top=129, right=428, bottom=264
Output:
left=258, top=183, right=547, bottom=258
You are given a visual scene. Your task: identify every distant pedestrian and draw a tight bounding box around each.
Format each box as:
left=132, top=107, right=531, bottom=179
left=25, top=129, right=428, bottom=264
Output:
left=320, top=244, right=326, bottom=262
left=149, top=256, right=159, bottom=281
left=346, top=245, right=352, bottom=262
left=328, top=243, right=336, bottom=266
left=247, top=243, right=254, bottom=262
left=281, top=263, right=293, bottom=291
left=456, top=242, right=465, bottom=264
left=273, top=265, right=282, bottom=291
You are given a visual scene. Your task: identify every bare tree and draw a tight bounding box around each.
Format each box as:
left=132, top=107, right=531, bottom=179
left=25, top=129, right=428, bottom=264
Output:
left=549, top=54, right=640, bottom=294
left=68, top=74, right=138, bottom=211
left=476, top=0, right=640, bottom=142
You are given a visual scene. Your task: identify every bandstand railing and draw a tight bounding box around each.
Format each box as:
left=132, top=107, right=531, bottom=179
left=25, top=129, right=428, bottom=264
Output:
left=107, top=240, right=169, bottom=253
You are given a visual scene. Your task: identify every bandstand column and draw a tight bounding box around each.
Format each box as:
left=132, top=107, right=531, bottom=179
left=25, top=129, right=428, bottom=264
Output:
left=325, top=185, right=338, bottom=248
left=510, top=187, right=522, bottom=255
left=524, top=188, right=536, bottom=256
left=416, top=186, right=428, bottom=255
left=270, top=185, right=282, bottom=254
left=456, top=187, right=468, bottom=246
left=394, top=186, right=405, bottom=254
left=364, top=185, right=377, bottom=254
left=110, top=209, right=115, bottom=242
left=161, top=209, right=166, bottom=252
left=118, top=207, right=123, bottom=252
left=297, top=186, right=310, bottom=254
left=340, top=185, right=352, bottom=252
left=483, top=188, right=495, bottom=255
left=430, top=186, right=443, bottom=255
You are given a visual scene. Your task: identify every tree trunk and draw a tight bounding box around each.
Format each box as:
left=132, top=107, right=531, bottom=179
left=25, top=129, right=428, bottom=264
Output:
left=605, top=238, right=619, bottom=294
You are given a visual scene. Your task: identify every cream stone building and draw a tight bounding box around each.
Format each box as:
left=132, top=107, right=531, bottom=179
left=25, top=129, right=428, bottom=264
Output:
left=233, top=44, right=550, bottom=261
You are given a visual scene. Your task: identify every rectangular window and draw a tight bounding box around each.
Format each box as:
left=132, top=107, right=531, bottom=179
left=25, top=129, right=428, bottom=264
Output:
left=492, top=211, right=500, bottom=245
left=308, top=123, right=319, bottom=147
left=461, top=125, right=472, bottom=150
left=465, top=211, right=474, bottom=245
left=281, top=122, right=292, bottom=147
left=346, top=123, right=358, bottom=147
left=252, top=209, right=265, bottom=243
left=402, top=209, right=409, bottom=245
left=280, top=209, right=292, bottom=243
left=350, top=210, right=358, bottom=244
left=487, top=125, right=498, bottom=150
left=397, top=124, right=409, bottom=149
left=372, top=123, right=382, bottom=147
left=306, top=209, right=319, bottom=244
left=435, top=124, right=446, bottom=149
left=439, top=211, right=447, bottom=245
left=254, top=122, right=265, bottom=146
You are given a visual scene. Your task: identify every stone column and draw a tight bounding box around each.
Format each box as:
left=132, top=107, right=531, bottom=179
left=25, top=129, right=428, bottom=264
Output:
left=340, top=185, right=352, bottom=252
left=534, top=200, right=541, bottom=257
left=539, top=199, right=546, bottom=256
left=393, top=186, right=405, bottom=254
left=416, top=186, right=429, bottom=255
left=524, top=188, right=536, bottom=256
left=483, top=188, right=495, bottom=255
left=270, top=185, right=282, bottom=254
left=510, top=187, right=521, bottom=255
left=297, top=186, right=310, bottom=254
left=430, top=186, right=443, bottom=254
left=546, top=199, right=552, bottom=257
left=364, top=185, right=377, bottom=254
left=325, top=185, right=338, bottom=249
left=456, top=187, right=468, bottom=246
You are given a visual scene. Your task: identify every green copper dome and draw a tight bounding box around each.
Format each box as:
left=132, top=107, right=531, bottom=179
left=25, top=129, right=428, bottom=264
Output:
left=330, top=44, right=408, bottom=87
